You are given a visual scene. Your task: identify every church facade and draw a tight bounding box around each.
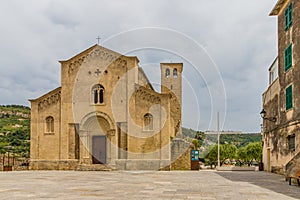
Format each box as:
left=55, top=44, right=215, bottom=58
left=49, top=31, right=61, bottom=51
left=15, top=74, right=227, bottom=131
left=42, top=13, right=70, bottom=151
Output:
left=29, top=44, right=185, bottom=170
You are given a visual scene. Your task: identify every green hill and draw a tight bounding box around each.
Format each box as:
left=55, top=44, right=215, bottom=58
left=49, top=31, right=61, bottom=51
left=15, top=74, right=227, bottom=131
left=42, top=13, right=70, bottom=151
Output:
left=0, top=105, right=30, bottom=157
left=182, top=127, right=261, bottom=148
left=205, top=133, right=262, bottom=148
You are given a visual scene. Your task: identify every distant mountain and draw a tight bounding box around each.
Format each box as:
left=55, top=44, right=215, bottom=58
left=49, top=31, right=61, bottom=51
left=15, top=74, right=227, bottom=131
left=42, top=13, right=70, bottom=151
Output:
left=0, top=105, right=30, bottom=157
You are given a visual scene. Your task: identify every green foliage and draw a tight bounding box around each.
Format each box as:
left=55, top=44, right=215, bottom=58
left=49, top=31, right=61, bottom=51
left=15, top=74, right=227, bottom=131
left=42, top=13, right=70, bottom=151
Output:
left=235, top=142, right=262, bottom=166
left=205, top=145, right=217, bottom=165
left=205, top=133, right=261, bottom=148
left=182, top=128, right=197, bottom=139
left=205, top=142, right=263, bottom=167
left=245, top=142, right=262, bottom=162
left=183, top=127, right=262, bottom=167
left=222, top=144, right=238, bottom=160
left=236, top=147, right=249, bottom=166
left=182, top=128, right=205, bottom=147
left=0, top=141, right=10, bottom=154
left=183, top=127, right=261, bottom=148
left=195, top=131, right=205, bottom=147
left=205, top=144, right=237, bottom=166
left=0, top=105, right=30, bottom=157
left=192, top=139, right=199, bottom=149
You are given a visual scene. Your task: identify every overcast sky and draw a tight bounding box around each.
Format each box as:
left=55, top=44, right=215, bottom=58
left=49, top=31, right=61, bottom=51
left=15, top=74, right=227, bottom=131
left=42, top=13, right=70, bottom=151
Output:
left=0, top=0, right=278, bottom=132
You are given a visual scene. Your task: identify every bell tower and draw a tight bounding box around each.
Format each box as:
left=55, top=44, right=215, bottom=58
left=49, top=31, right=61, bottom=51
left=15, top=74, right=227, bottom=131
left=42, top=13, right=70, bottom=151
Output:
left=161, top=63, right=183, bottom=136
left=160, top=63, right=183, bottom=106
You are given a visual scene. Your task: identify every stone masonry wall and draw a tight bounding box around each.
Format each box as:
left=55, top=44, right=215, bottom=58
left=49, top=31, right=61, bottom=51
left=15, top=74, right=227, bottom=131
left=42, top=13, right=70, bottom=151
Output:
left=171, top=138, right=192, bottom=170
left=1, top=154, right=29, bottom=171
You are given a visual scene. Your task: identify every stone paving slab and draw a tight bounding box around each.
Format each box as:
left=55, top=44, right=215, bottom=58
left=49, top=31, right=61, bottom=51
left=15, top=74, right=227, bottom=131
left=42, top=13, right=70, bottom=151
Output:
left=0, top=170, right=299, bottom=200
left=217, top=171, right=300, bottom=199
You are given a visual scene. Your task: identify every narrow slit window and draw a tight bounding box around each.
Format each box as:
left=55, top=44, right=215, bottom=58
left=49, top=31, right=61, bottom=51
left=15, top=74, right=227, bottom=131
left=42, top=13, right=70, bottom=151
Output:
left=288, top=135, right=295, bottom=151
left=46, top=116, right=54, bottom=133
left=286, top=85, right=293, bottom=110
left=143, top=113, right=153, bottom=131
left=94, top=89, right=98, bottom=104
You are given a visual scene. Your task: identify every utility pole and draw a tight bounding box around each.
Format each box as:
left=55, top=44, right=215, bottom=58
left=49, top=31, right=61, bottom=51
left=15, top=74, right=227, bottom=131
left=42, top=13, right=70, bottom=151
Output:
left=217, top=112, right=220, bottom=168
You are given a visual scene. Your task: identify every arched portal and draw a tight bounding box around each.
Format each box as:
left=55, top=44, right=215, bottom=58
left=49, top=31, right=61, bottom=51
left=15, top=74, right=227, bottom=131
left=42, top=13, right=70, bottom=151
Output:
left=80, top=112, right=114, bottom=164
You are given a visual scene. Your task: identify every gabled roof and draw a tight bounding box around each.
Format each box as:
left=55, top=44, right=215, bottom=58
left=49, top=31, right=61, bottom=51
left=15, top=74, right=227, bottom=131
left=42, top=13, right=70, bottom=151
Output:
left=59, top=44, right=124, bottom=63
left=138, top=67, right=154, bottom=91
left=59, top=44, right=97, bottom=63
left=270, top=0, right=288, bottom=16
left=29, top=87, right=61, bottom=102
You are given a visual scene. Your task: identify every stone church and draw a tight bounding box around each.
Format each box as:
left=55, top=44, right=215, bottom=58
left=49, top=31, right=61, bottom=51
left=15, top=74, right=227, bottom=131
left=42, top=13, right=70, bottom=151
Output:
left=29, top=44, right=188, bottom=170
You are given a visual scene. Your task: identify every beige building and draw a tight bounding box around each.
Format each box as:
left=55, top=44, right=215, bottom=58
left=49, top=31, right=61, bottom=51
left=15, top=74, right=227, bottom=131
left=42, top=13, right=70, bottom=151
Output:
left=262, top=0, right=300, bottom=176
left=29, top=44, right=186, bottom=170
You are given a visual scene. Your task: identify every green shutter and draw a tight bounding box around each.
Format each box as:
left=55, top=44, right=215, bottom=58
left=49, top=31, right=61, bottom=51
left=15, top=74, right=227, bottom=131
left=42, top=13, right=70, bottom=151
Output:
left=289, top=3, right=293, bottom=27
left=285, top=44, right=292, bottom=71
left=285, top=8, right=289, bottom=30
left=285, top=48, right=288, bottom=70
left=286, top=85, right=293, bottom=110
left=285, top=3, right=293, bottom=30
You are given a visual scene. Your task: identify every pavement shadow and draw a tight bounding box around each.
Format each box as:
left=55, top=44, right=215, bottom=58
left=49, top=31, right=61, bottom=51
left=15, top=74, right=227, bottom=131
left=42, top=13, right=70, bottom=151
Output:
left=216, top=171, right=300, bottom=199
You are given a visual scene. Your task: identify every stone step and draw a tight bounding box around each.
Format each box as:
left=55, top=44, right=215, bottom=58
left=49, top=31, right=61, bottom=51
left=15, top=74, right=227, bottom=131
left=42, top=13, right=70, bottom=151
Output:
left=76, top=164, right=115, bottom=171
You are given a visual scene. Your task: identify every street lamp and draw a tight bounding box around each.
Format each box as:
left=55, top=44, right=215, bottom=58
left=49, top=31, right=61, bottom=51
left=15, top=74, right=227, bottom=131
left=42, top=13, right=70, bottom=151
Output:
left=260, top=109, right=276, bottom=122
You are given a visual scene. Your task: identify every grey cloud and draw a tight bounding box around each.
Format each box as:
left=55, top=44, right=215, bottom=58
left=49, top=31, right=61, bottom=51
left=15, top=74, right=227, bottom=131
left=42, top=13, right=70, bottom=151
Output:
left=0, top=0, right=277, bottom=132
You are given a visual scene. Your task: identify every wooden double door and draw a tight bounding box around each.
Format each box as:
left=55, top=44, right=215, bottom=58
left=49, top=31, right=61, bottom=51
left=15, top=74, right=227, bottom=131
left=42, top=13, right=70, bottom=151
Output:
left=92, top=136, right=107, bottom=164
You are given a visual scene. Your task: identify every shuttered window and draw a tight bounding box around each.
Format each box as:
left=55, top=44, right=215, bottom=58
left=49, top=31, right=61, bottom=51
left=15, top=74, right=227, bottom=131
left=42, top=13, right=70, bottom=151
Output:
left=288, top=135, right=295, bottom=151
left=284, top=3, right=293, bottom=31
left=286, top=85, right=293, bottom=110
left=284, top=44, right=292, bottom=71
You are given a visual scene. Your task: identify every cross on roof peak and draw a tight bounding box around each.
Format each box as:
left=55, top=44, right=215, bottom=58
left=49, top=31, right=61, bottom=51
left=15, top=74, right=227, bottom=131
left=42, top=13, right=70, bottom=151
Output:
left=96, top=36, right=101, bottom=44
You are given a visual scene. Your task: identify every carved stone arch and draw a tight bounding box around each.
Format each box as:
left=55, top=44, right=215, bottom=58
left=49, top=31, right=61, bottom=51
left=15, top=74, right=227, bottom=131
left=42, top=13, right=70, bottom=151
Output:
left=80, top=111, right=115, bottom=131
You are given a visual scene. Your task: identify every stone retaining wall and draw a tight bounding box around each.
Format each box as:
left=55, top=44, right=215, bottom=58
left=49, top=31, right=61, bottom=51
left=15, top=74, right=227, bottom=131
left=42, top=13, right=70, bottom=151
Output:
left=0, top=154, right=29, bottom=171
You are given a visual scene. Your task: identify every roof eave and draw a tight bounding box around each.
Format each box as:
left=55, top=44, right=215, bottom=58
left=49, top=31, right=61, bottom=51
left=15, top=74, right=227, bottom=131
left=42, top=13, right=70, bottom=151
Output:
left=269, top=0, right=287, bottom=16
left=268, top=57, right=278, bottom=71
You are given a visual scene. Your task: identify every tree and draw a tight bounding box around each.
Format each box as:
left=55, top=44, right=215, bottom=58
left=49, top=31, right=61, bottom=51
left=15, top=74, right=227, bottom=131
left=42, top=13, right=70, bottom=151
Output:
left=192, top=139, right=200, bottom=149
left=236, top=142, right=263, bottom=166
left=221, top=144, right=237, bottom=164
left=205, top=144, right=237, bottom=167
left=236, top=147, right=250, bottom=166
left=0, top=142, right=9, bottom=154
left=205, top=145, right=218, bottom=168
left=195, top=131, right=205, bottom=148
left=246, top=142, right=262, bottom=163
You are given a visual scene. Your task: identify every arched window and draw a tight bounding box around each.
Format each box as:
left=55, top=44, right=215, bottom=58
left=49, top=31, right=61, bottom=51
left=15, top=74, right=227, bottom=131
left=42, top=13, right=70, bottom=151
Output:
left=46, top=116, right=54, bottom=133
left=165, top=68, right=170, bottom=78
left=143, top=113, right=153, bottom=131
left=173, top=68, right=178, bottom=78
left=93, top=84, right=105, bottom=104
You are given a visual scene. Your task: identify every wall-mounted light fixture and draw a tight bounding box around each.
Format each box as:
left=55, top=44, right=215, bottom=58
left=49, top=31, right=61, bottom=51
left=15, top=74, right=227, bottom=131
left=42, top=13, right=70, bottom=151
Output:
left=260, top=109, right=276, bottom=122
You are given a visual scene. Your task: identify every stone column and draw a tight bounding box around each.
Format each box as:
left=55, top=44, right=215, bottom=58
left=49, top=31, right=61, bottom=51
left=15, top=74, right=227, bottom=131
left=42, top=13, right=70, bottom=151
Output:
left=79, top=130, right=90, bottom=164
left=107, top=129, right=116, bottom=164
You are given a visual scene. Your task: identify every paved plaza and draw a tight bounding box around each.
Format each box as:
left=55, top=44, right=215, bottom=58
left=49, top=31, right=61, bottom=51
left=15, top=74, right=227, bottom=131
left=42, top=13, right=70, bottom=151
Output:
left=0, top=170, right=299, bottom=199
